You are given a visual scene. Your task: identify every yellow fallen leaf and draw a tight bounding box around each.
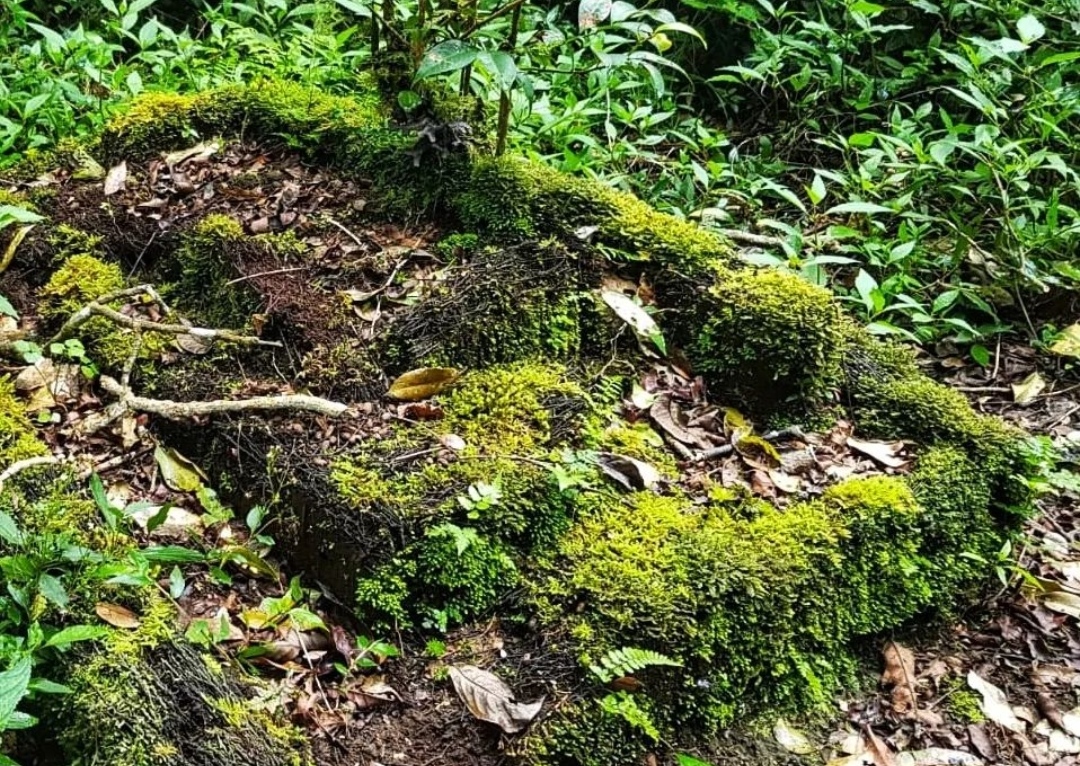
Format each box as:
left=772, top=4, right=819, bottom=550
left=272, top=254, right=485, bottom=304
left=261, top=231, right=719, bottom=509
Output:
left=1049, top=324, right=1080, bottom=358
left=1012, top=371, right=1046, bottom=404
left=387, top=367, right=461, bottom=401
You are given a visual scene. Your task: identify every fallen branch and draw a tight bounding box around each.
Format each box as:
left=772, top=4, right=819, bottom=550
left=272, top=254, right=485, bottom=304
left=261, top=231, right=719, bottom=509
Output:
left=49, top=285, right=278, bottom=348
left=99, top=376, right=350, bottom=420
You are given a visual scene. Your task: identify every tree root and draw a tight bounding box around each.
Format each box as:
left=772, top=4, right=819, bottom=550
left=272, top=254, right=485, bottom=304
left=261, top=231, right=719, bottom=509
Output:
left=99, top=376, right=351, bottom=420
left=49, top=285, right=280, bottom=348
left=0, top=455, right=60, bottom=490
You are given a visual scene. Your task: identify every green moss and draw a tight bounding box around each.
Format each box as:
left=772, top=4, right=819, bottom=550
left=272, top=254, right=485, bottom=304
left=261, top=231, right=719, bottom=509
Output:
left=339, top=363, right=587, bottom=629
left=60, top=599, right=308, bottom=766
left=947, top=688, right=987, bottom=724
left=40, top=253, right=125, bottom=318
left=451, top=155, right=731, bottom=272
left=689, top=268, right=846, bottom=410
left=172, top=214, right=306, bottom=329
left=523, top=700, right=652, bottom=766
left=37, top=252, right=169, bottom=371
left=48, top=224, right=106, bottom=263
left=0, top=377, right=48, bottom=466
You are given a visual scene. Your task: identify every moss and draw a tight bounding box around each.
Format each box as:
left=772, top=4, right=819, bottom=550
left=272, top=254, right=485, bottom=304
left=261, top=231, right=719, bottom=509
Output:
left=60, top=601, right=308, bottom=766
left=688, top=267, right=846, bottom=410
left=338, top=363, right=586, bottom=629
left=0, top=189, right=33, bottom=209
left=380, top=242, right=583, bottom=372
left=172, top=215, right=261, bottom=328
left=523, top=700, right=652, bottom=766
left=0, top=377, right=48, bottom=466
left=947, top=688, right=987, bottom=724
left=40, top=253, right=125, bottom=318
left=451, top=155, right=731, bottom=273
left=48, top=224, right=106, bottom=263
left=37, top=252, right=169, bottom=371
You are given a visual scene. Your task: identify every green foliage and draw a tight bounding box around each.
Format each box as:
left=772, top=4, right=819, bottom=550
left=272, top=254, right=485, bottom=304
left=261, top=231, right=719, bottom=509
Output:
left=588, top=647, right=682, bottom=684
left=0, top=379, right=49, bottom=467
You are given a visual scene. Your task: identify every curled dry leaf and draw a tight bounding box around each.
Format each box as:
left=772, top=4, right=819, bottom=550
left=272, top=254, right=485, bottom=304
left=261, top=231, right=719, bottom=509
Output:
left=387, top=367, right=461, bottom=401
left=439, top=433, right=467, bottom=451
left=894, top=749, right=982, bottom=766
left=600, top=289, right=666, bottom=355
left=448, top=665, right=544, bottom=734
left=104, top=161, right=127, bottom=195
left=1042, top=591, right=1080, bottom=619
left=649, top=394, right=711, bottom=449
left=1012, top=371, right=1047, bottom=404
left=154, top=446, right=208, bottom=492
left=881, top=642, right=917, bottom=716
left=598, top=452, right=661, bottom=491
left=967, top=670, right=1025, bottom=733
left=96, top=602, right=141, bottom=629
left=773, top=717, right=815, bottom=755
left=847, top=437, right=908, bottom=469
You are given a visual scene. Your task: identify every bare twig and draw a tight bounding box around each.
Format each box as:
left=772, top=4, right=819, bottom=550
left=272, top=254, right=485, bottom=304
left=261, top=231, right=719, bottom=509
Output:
left=326, top=217, right=366, bottom=248
left=715, top=228, right=786, bottom=248
left=99, top=376, right=350, bottom=420
left=0, top=455, right=60, bottom=490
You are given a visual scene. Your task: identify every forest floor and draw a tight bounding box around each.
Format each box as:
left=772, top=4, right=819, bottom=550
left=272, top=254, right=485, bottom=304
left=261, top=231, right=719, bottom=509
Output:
left=3, top=139, right=1079, bottom=766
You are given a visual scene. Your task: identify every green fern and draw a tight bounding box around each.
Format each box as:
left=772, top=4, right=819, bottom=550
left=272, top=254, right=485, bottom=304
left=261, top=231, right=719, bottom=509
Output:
left=598, top=691, right=659, bottom=741
left=588, top=646, right=681, bottom=683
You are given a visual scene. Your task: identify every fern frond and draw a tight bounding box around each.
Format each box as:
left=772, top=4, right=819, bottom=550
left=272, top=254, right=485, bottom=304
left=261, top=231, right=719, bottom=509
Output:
left=589, top=646, right=681, bottom=682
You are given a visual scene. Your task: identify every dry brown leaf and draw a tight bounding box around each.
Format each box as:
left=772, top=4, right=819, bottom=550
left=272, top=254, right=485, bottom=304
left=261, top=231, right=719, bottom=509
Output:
left=773, top=717, right=815, bottom=754
left=598, top=452, right=661, bottom=491
left=864, top=726, right=897, bottom=766
left=448, top=665, right=544, bottom=734
left=649, top=394, right=711, bottom=449
left=387, top=367, right=461, bottom=401
left=882, top=642, right=917, bottom=716
left=894, top=749, right=982, bottom=766
left=1042, top=591, right=1080, bottom=619
left=967, top=724, right=995, bottom=761
left=847, top=437, right=908, bottom=469
left=104, top=161, right=127, bottom=195
left=96, top=602, right=141, bottom=629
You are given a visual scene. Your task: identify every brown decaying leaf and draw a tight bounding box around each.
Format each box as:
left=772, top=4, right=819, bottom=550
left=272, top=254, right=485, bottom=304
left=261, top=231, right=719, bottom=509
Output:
left=598, top=452, right=661, bottom=491
left=649, top=394, right=711, bottom=449
left=96, top=602, right=142, bottom=629
left=447, top=665, right=544, bottom=734
left=387, top=367, right=461, bottom=401
left=881, top=641, right=917, bottom=716
left=966, top=670, right=1026, bottom=733
left=967, top=723, right=996, bottom=761
left=863, top=725, right=897, bottom=766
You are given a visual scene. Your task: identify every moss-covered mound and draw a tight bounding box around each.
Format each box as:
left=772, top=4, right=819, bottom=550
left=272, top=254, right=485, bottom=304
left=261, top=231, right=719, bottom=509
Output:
left=0, top=81, right=1041, bottom=766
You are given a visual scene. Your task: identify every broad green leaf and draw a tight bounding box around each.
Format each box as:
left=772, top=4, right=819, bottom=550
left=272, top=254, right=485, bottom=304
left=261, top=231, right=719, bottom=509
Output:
left=37, top=573, right=68, bottom=608
left=477, top=51, right=518, bottom=90
left=154, top=447, right=206, bottom=492
left=826, top=201, right=895, bottom=216
left=415, top=40, right=480, bottom=81
left=0, top=294, right=16, bottom=319
left=140, top=545, right=207, bottom=564
left=807, top=173, right=827, bottom=205
left=45, top=624, right=108, bottom=648
left=970, top=344, right=991, bottom=367
left=27, top=678, right=71, bottom=694
left=578, top=0, right=613, bottom=28
left=0, top=657, right=32, bottom=727
left=1016, top=14, right=1045, bottom=44
left=330, top=0, right=372, bottom=15
left=287, top=607, right=328, bottom=632
left=169, top=566, right=186, bottom=599
left=0, top=510, right=23, bottom=546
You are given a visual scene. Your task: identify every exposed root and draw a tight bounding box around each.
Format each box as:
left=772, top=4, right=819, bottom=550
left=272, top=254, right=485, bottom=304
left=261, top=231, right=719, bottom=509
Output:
left=49, top=284, right=279, bottom=348
left=0, top=455, right=60, bottom=490
left=99, top=375, right=351, bottom=420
